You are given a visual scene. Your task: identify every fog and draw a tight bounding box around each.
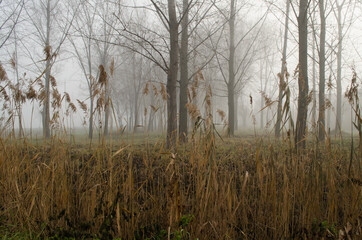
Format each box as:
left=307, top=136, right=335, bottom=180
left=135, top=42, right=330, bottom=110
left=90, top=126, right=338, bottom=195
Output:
left=0, top=0, right=361, bottom=140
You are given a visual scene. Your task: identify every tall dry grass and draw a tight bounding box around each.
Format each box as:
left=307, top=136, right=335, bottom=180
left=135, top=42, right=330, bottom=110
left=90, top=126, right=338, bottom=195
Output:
left=0, top=133, right=361, bottom=239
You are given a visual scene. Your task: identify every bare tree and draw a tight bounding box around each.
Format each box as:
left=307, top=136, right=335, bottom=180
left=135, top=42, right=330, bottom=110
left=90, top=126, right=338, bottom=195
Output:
left=166, top=0, right=179, bottom=147
left=212, top=1, right=268, bottom=136
left=94, top=0, right=117, bottom=137
left=333, top=0, right=354, bottom=132
left=68, top=0, right=97, bottom=139
left=295, top=0, right=309, bottom=149
left=11, top=25, right=24, bottom=136
left=311, top=0, right=317, bottom=132
left=112, top=0, right=183, bottom=147
left=43, top=0, right=52, bottom=138
left=178, top=0, right=221, bottom=141
left=275, top=0, right=290, bottom=138
left=318, top=0, right=327, bottom=142
left=179, top=0, right=189, bottom=142
left=25, top=0, right=79, bottom=138
left=228, top=0, right=236, bottom=136
left=334, top=0, right=344, bottom=133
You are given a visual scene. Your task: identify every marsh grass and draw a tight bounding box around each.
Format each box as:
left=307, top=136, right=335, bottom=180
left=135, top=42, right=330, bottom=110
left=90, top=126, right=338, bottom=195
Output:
left=0, top=132, right=361, bottom=240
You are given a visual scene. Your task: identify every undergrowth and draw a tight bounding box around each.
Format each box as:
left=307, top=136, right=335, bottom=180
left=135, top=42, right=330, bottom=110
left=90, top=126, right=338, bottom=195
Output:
left=0, top=134, right=361, bottom=239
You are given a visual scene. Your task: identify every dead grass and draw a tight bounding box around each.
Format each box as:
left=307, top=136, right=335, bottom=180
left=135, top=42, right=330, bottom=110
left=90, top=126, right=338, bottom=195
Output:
left=0, top=133, right=361, bottom=240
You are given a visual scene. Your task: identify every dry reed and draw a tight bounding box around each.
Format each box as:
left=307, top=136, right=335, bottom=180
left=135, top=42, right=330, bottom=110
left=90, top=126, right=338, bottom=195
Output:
left=1, top=135, right=360, bottom=239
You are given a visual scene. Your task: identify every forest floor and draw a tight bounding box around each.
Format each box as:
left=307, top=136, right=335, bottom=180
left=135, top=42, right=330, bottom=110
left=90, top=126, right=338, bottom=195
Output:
left=0, top=131, right=361, bottom=239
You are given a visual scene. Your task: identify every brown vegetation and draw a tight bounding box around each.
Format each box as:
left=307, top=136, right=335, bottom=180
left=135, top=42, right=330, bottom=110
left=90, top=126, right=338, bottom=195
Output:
left=0, top=134, right=361, bottom=239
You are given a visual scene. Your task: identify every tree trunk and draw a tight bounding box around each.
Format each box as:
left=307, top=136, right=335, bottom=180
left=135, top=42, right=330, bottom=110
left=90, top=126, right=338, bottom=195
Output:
left=275, top=0, right=290, bottom=138
left=43, top=0, right=51, bottom=139
left=241, top=96, right=247, bottom=128
left=311, top=0, right=317, bottom=131
left=14, top=29, right=23, bottom=137
left=234, top=93, right=238, bottom=131
left=133, top=88, right=139, bottom=132
left=335, top=5, right=343, bottom=132
left=295, top=0, right=309, bottom=149
left=312, top=33, right=317, bottom=130
left=89, top=95, right=94, bottom=139
left=148, top=93, right=155, bottom=132
left=102, top=23, right=110, bottom=137
left=104, top=74, right=110, bottom=136
left=327, top=89, right=331, bottom=129
left=179, top=0, right=189, bottom=143
left=228, top=0, right=236, bottom=137
left=166, top=0, right=179, bottom=148
left=260, top=62, right=264, bottom=129
left=88, top=46, right=94, bottom=139
left=262, top=59, right=269, bottom=130
left=318, top=0, right=326, bottom=142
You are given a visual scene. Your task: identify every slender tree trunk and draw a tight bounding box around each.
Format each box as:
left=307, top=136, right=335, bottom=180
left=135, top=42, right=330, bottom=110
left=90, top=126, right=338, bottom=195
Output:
left=43, top=0, right=51, bottom=139
left=88, top=39, right=94, bottom=139
left=235, top=93, right=238, bottom=131
left=318, top=0, right=326, bottom=142
left=103, top=28, right=110, bottom=136
left=241, top=96, right=247, bottom=128
left=129, top=105, right=133, bottom=132
left=179, top=0, right=189, bottom=143
left=260, top=62, right=264, bottom=129
left=262, top=60, right=269, bottom=130
left=228, top=0, right=236, bottom=137
left=89, top=93, right=94, bottom=139
left=104, top=73, right=110, bottom=136
left=134, top=89, right=139, bottom=132
left=311, top=0, right=317, bottom=130
left=14, top=29, right=23, bottom=137
left=335, top=5, right=343, bottom=132
left=312, top=34, right=317, bottom=130
left=327, top=88, right=331, bottom=129
left=166, top=0, right=179, bottom=148
left=295, top=0, right=309, bottom=149
left=148, top=93, right=155, bottom=132
left=275, top=0, right=290, bottom=138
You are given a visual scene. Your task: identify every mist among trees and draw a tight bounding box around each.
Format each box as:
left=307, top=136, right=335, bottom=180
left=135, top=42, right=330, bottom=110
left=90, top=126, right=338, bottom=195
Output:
left=0, top=0, right=361, bottom=239
left=0, top=0, right=361, bottom=146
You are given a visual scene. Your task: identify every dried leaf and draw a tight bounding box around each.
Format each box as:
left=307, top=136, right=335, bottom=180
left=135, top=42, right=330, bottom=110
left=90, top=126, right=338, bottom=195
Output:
left=0, top=63, right=8, bottom=81
left=98, top=65, right=107, bottom=86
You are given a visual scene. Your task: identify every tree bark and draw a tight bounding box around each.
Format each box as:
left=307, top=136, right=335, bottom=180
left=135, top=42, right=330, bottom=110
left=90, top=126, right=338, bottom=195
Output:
left=327, top=87, right=331, bottom=129
left=179, top=0, right=189, bottom=143
left=234, top=93, right=238, bottom=131
left=43, top=0, right=51, bottom=139
left=133, top=89, right=139, bottom=132
left=102, top=14, right=111, bottom=137
left=310, top=0, right=317, bottom=131
left=275, top=0, right=290, bottom=138
left=148, top=92, right=155, bottom=132
left=335, top=4, right=343, bottom=132
left=318, top=0, right=326, bottom=142
left=166, top=0, right=179, bottom=148
left=228, top=0, right=236, bottom=137
left=295, top=0, right=309, bottom=149
left=88, top=37, right=94, bottom=139
left=260, top=62, right=264, bottom=129
left=312, top=33, right=317, bottom=130
left=104, top=69, right=110, bottom=136
left=14, top=28, right=23, bottom=137
left=89, top=93, right=94, bottom=138
left=132, top=56, right=139, bottom=133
